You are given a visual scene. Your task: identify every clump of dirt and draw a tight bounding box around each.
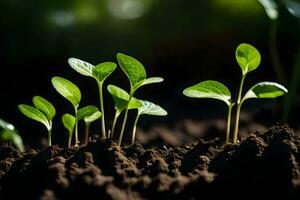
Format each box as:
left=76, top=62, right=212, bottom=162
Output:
left=0, top=125, right=300, bottom=199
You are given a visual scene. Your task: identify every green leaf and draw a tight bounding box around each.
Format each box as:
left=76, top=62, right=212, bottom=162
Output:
left=134, top=77, right=164, bottom=90
left=138, top=100, right=168, bottom=116
left=117, top=53, right=146, bottom=88
left=32, top=96, right=56, bottom=121
left=284, top=0, right=300, bottom=18
left=84, top=111, right=101, bottom=123
left=258, top=0, right=278, bottom=20
left=62, top=113, right=76, bottom=134
left=92, top=62, right=117, bottom=83
left=183, top=80, right=231, bottom=105
left=129, top=98, right=143, bottom=109
left=68, top=58, right=94, bottom=77
left=0, top=118, right=16, bottom=132
left=77, top=105, right=99, bottom=121
left=107, top=84, right=142, bottom=112
left=242, top=81, right=288, bottom=102
left=0, top=118, right=24, bottom=152
left=236, top=43, right=261, bottom=75
left=51, top=76, right=81, bottom=108
left=18, top=104, right=51, bottom=130
left=0, top=129, right=24, bottom=152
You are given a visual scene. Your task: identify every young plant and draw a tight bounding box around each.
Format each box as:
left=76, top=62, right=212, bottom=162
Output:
left=183, top=43, right=288, bottom=144
left=131, top=100, right=167, bottom=145
left=183, top=80, right=233, bottom=144
left=68, top=58, right=117, bottom=139
left=0, top=118, right=24, bottom=152
left=62, top=113, right=76, bottom=147
left=116, top=53, right=164, bottom=146
left=233, top=43, right=287, bottom=143
left=77, top=105, right=101, bottom=145
left=107, top=84, right=142, bottom=138
left=18, top=96, right=55, bottom=146
left=63, top=106, right=101, bottom=147
left=51, top=76, right=81, bottom=146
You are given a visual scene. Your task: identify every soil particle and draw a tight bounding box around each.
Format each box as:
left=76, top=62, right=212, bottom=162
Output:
left=0, top=125, right=300, bottom=199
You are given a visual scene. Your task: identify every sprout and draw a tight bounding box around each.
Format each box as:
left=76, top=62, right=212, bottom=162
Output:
left=77, top=105, right=101, bottom=145
left=83, top=111, right=101, bottom=145
left=16, top=54, right=164, bottom=148
left=131, top=100, right=167, bottom=145
left=62, top=113, right=76, bottom=147
left=234, top=44, right=271, bottom=143
left=183, top=43, right=287, bottom=144
left=51, top=76, right=81, bottom=146
left=183, top=80, right=233, bottom=144
left=0, top=118, right=24, bottom=152
left=107, top=84, right=142, bottom=138
left=116, top=53, right=163, bottom=146
left=18, top=96, right=55, bottom=146
left=68, top=58, right=117, bottom=139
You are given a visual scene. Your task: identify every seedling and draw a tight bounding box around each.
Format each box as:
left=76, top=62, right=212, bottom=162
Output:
left=0, top=118, right=24, bottom=152
left=107, top=84, right=142, bottom=138
left=62, top=113, right=76, bottom=147
left=77, top=105, right=101, bottom=145
left=68, top=58, right=117, bottom=138
left=116, top=53, right=163, bottom=146
left=51, top=76, right=81, bottom=146
left=233, top=43, right=287, bottom=143
left=62, top=106, right=100, bottom=147
left=183, top=80, right=233, bottom=144
left=183, top=43, right=288, bottom=144
left=18, top=96, right=55, bottom=146
left=131, top=100, right=167, bottom=145
left=16, top=54, right=164, bottom=148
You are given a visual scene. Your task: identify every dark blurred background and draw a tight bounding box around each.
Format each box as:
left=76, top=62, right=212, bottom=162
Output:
left=1, top=0, right=299, bottom=147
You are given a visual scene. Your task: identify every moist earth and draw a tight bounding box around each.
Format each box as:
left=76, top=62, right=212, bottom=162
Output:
left=0, top=125, right=300, bottom=199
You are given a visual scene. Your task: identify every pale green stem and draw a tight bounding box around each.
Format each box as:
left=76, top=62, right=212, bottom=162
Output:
left=68, top=131, right=72, bottom=148
left=111, top=111, right=120, bottom=139
left=226, top=104, right=233, bottom=144
left=233, top=74, right=246, bottom=144
left=131, top=114, right=140, bottom=145
left=97, top=81, right=106, bottom=138
left=84, top=122, right=91, bottom=146
left=119, top=92, right=134, bottom=146
left=74, top=106, right=79, bottom=146
left=48, top=127, right=52, bottom=146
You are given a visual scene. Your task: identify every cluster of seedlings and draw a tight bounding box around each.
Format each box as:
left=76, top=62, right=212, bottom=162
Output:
left=18, top=53, right=167, bottom=147
left=14, top=43, right=288, bottom=149
left=183, top=43, right=287, bottom=144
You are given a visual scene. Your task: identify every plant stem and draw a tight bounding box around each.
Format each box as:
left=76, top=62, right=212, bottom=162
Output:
left=74, top=106, right=79, bottom=146
left=84, top=122, right=91, bottom=146
left=118, top=92, right=134, bottom=146
left=111, top=111, right=120, bottom=139
left=98, top=81, right=106, bottom=138
left=48, top=127, right=52, bottom=146
left=226, top=104, right=233, bottom=144
left=68, top=132, right=72, bottom=148
left=233, top=74, right=246, bottom=144
left=131, top=114, right=140, bottom=145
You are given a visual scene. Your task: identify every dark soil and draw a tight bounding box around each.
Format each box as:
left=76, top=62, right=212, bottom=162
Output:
left=0, top=125, right=300, bottom=199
